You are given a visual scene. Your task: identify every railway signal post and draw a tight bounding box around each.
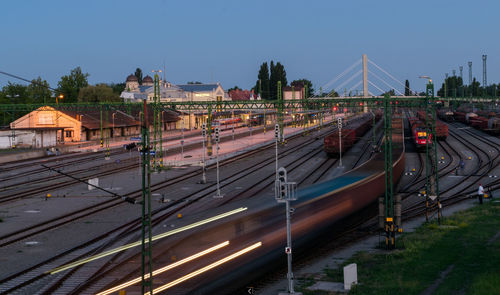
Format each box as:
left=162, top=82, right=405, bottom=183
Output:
left=141, top=97, right=153, bottom=294
left=275, top=124, right=280, bottom=181
left=201, top=123, right=207, bottom=184
left=275, top=167, right=300, bottom=295
left=213, top=127, right=223, bottom=198
left=338, top=117, right=343, bottom=168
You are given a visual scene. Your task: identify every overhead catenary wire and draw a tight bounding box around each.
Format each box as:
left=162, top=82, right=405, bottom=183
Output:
left=0, top=70, right=59, bottom=93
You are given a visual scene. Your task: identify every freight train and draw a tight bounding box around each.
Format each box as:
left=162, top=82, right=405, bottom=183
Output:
left=323, top=113, right=376, bottom=155
left=453, top=109, right=500, bottom=134
left=408, top=117, right=431, bottom=151
left=416, top=111, right=449, bottom=140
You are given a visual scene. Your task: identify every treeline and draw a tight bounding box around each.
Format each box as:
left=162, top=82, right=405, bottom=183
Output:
left=0, top=66, right=126, bottom=105
left=437, top=76, right=500, bottom=97
left=253, top=61, right=314, bottom=99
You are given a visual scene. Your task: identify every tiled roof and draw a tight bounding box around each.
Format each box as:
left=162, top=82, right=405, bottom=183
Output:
left=177, top=84, right=219, bottom=92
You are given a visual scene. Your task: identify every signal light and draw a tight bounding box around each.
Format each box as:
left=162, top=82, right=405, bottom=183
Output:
left=274, top=124, right=280, bottom=139
left=215, top=127, right=220, bottom=142
left=333, top=106, right=338, bottom=111
left=202, top=123, right=206, bottom=137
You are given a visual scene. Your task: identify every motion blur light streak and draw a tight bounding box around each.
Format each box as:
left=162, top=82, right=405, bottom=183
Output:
left=150, top=242, right=263, bottom=294
left=95, top=241, right=230, bottom=295
left=47, top=207, right=247, bottom=274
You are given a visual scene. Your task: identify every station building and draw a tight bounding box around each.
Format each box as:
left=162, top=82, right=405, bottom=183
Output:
left=120, top=74, right=228, bottom=103
left=6, top=105, right=179, bottom=148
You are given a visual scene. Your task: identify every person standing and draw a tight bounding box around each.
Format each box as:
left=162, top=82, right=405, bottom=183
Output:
left=478, top=184, right=484, bottom=204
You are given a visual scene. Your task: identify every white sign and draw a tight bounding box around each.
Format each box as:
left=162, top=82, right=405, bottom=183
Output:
left=88, top=178, right=99, bottom=190
left=344, top=263, right=358, bottom=290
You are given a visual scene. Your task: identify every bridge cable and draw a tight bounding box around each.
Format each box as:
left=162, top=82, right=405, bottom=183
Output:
left=321, top=59, right=361, bottom=91
left=368, top=70, right=404, bottom=96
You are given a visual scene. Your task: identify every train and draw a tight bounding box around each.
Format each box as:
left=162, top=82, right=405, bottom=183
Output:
left=453, top=109, right=500, bottom=134
left=408, top=117, right=431, bottom=151
left=437, top=109, right=454, bottom=122
left=416, top=111, right=449, bottom=140
left=323, top=113, right=375, bottom=155
left=114, top=116, right=405, bottom=295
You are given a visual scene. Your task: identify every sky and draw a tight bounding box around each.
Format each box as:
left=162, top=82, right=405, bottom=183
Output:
left=0, top=0, right=498, bottom=95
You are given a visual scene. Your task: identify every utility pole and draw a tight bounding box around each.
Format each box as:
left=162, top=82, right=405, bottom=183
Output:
left=338, top=117, right=343, bottom=168
left=277, top=81, right=284, bottom=143
left=425, top=80, right=441, bottom=224
left=468, top=62, right=473, bottom=98
left=213, top=127, right=222, bottom=198
left=482, top=55, right=487, bottom=96
left=383, top=94, right=395, bottom=249
left=201, top=123, right=207, bottom=184
left=141, top=97, right=153, bottom=295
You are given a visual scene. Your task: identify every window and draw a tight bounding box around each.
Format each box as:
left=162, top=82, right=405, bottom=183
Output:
left=65, top=130, right=73, bottom=138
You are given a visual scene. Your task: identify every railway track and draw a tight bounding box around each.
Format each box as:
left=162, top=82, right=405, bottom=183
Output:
left=0, top=123, right=342, bottom=294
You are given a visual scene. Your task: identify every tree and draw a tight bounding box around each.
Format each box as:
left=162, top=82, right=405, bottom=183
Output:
left=405, top=80, right=410, bottom=96
left=269, top=61, right=287, bottom=99
left=254, top=62, right=270, bottom=99
left=291, top=79, right=314, bottom=97
left=381, top=89, right=396, bottom=96
left=57, top=67, right=89, bottom=103
left=109, top=83, right=126, bottom=94
left=187, top=81, right=203, bottom=84
left=78, top=84, right=121, bottom=103
left=328, top=89, right=339, bottom=97
left=227, top=86, right=241, bottom=92
left=134, top=68, right=143, bottom=85
left=28, top=77, right=52, bottom=104
left=1, top=82, right=31, bottom=104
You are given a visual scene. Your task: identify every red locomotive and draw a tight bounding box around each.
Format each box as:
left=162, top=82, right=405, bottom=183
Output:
left=416, top=111, right=448, bottom=140
left=408, top=117, right=431, bottom=151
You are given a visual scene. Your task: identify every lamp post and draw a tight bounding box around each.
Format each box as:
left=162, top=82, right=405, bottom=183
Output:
left=56, top=94, right=64, bottom=104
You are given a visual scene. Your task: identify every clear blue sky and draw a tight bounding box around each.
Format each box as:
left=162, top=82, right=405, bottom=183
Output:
left=0, top=0, right=497, bottom=95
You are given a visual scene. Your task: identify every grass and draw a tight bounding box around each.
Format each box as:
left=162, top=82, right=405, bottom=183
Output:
left=297, top=201, right=500, bottom=295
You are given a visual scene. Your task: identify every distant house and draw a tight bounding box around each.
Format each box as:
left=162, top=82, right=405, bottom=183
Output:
left=229, top=89, right=259, bottom=101
left=8, top=106, right=179, bottom=147
left=283, top=84, right=305, bottom=100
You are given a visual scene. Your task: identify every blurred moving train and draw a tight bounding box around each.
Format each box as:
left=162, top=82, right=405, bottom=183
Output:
left=133, top=116, right=406, bottom=295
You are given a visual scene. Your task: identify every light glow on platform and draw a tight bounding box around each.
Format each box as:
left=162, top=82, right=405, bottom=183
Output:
left=47, top=207, right=248, bottom=275
left=95, top=241, right=230, bottom=295
left=150, top=242, right=262, bottom=294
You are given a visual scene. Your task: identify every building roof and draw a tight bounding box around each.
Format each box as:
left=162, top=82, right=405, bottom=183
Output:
left=229, top=89, right=254, bottom=101
left=126, top=74, right=138, bottom=82
left=177, top=84, right=220, bottom=92
left=143, top=75, right=153, bottom=83
left=283, top=86, right=304, bottom=91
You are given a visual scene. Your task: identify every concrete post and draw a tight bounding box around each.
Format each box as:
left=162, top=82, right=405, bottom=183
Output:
left=362, top=54, right=368, bottom=113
